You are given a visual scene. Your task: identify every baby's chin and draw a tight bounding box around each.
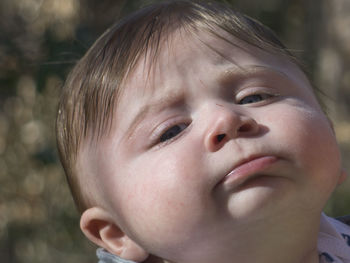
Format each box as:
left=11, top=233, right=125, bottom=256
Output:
left=220, top=175, right=292, bottom=218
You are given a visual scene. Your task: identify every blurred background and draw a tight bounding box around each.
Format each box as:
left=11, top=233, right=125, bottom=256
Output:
left=0, top=0, right=349, bottom=262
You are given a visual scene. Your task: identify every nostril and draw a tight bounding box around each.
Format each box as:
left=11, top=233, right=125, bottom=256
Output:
left=238, top=123, right=252, bottom=133
left=216, top=134, right=226, bottom=143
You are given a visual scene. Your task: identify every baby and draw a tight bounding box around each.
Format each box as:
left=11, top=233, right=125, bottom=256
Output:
left=56, top=1, right=350, bottom=262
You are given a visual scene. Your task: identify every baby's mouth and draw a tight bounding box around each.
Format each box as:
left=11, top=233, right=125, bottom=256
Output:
left=220, top=155, right=279, bottom=189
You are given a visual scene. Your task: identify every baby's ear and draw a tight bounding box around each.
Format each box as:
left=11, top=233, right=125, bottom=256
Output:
left=80, top=207, right=149, bottom=262
left=338, top=168, right=348, bottom=185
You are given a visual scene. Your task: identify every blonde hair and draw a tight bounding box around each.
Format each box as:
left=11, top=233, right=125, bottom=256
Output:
left=56, top=0, right=300, bottom=213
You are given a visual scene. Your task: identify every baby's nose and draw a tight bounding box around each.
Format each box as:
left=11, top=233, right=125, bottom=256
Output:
left=204, top=106, right=259, bottom=152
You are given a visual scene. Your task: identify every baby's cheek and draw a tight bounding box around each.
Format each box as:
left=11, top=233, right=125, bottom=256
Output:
left=118, top=182, right=202, bottom=255
left=294, top=110, right=341, bottom=195
left=116, top=167, right=185, bottom=227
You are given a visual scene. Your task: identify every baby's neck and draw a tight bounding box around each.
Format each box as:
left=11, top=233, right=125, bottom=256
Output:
left=157, top=212, right=322, bottom=263
left=220, top=214, right=320, bottom=263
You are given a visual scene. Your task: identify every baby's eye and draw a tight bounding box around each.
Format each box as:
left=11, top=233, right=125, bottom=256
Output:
left=238, top=94, right=272, bottom=105
left=159, top=124, right=188, bottom=142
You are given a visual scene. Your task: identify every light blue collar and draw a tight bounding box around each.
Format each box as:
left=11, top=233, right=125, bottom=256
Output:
left=97, top=248, right=138, bottom=263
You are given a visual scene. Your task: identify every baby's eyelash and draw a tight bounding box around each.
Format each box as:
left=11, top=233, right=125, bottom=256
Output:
left=159, top=123, right=188, bottom=143
left=238, top=93, right=274, bottom=105
left=150, top=118, right=191, bottom=146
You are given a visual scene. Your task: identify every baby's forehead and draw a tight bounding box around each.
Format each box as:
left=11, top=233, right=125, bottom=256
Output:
left=122, top=30, right=237, bottom=88
left=118, top=30, right=224, bottom=100
left=121, top=28, right=297, bottom=95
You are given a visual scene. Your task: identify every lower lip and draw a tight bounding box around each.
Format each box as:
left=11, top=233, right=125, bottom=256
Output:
left=223, top=156, right=278, bottom=188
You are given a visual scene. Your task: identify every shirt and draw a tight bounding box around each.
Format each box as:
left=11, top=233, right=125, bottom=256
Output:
left=318, top=213, right=350, bottom=262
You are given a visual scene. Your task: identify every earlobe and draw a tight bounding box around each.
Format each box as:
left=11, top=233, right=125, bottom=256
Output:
left=80, top=207, right=149, bottom=262
left=338, top=169, right=348, bottom=185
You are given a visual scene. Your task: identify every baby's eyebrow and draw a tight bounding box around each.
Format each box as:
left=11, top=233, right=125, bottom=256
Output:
left=218, top=65, right=291, bottom=87
left=125, top=90, right=185, bottom=140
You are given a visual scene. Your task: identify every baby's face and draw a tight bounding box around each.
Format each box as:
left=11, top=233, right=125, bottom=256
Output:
left=84, top=30, right=344, bottom=262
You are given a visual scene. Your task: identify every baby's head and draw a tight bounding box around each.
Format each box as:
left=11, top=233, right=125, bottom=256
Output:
left=56, top=1, right=346, bottom=262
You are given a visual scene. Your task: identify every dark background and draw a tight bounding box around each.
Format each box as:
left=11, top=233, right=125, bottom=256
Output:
left=1, top=0, right=349, bottom=262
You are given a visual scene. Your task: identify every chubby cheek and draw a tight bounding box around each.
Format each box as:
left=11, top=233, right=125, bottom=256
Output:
left=270, top=104, right=342, bottom=200
left=110, top=147, right=212, bottom=248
